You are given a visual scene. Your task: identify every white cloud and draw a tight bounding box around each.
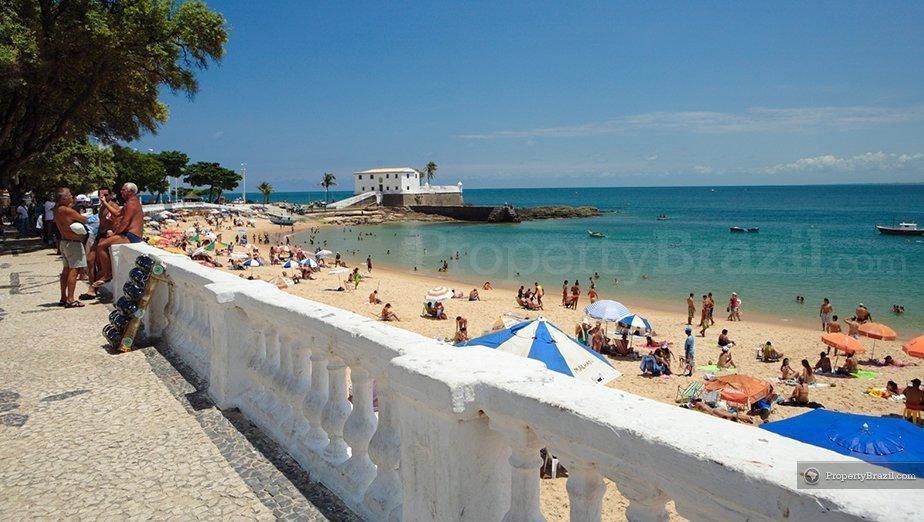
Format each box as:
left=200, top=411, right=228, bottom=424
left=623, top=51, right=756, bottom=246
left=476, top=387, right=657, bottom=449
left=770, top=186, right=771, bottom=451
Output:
left=457, top=105, right=924, bottom=139
left=765, top=152, right=924, bottom=174
left=693, top=165, right=714, bottom=174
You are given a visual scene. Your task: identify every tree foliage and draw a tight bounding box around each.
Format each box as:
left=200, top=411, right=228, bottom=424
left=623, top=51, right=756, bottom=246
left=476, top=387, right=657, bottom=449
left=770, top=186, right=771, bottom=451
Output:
left=184, top=161, right=241, bottom=202
left=320, top=172, right=336, bottom=202
left=152, top=150, right=188, bottom=201
left=257, top=181, right=273, bottom=204
left=111, top=144, right=167, bottom=196
left=425, top=161, right=438, bottom=183
left=15, top=137, right=116, bottom=197
left=0, top=0, right=228, bottom=188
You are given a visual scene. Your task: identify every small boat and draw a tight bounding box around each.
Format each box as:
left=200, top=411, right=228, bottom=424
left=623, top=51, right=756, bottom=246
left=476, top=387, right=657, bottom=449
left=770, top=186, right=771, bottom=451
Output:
left=876, top=223, right=924, bottom=236
left=587, top=230, right=606, bottom=238
left=269, top=215, right=295, bottom=226
left=729, top=227, right=746, bottom=233
left=656, top=214, right=669, bottom=221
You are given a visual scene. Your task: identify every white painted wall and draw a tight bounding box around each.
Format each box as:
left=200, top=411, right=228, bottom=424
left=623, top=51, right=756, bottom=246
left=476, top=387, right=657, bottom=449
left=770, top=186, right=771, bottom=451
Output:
left=111, top=242, right=917, bottom=522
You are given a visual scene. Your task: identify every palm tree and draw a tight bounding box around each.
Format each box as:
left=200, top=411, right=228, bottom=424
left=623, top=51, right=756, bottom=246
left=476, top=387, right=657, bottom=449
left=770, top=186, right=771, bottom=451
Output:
left=257, top=181, right=273, bottom=204
left=425, top=161, right=438, bottom=184
left=320, top=172, right=337, bottom=203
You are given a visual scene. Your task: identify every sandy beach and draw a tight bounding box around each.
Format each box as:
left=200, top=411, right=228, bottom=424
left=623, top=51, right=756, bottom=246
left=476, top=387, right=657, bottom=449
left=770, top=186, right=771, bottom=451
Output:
left=179, top=212, right=919, bottom=520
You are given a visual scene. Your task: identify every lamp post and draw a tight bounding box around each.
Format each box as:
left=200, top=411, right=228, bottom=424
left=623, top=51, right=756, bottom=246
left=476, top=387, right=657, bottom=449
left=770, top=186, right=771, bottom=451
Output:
left=241, top=162, right=247, bottom=204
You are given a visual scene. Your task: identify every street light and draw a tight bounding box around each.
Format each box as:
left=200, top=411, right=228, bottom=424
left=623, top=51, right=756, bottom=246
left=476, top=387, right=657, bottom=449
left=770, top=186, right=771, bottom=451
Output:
left=240, top=162, right=247, bottom=204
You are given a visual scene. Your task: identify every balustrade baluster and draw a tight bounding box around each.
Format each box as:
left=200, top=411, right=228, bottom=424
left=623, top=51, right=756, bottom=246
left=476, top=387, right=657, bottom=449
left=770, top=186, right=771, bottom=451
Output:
left=613, top=474, right=670, bottom=522
left=564, top=461, right=606, bottom=522
left=302, top=348, right=329, bottom=451
left=364, top=379, right=402, bottom=520
left=489, top=416, right=545, bottom=522
left=321, top=355, right=351, bottom=464
left=343, top=366, right=377, bottom=491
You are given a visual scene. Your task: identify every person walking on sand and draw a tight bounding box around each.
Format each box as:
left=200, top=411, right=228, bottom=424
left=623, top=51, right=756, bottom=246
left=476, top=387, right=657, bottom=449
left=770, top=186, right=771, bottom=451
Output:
left=820, top=298, right=833, bottom=331
left=727, top=292, right=741, bottom=321
left=561, top=280, right=569, bottom=306
left=534, top=282, right=544, bottom=309
left=683, top=326, right=695, bottom=376
left=707, top=292, right=715, bottom=324
left=687, top=293, right=696, bottom=325
left=698, top=295, right=708, bottom=327
left=366, top=255, right=373, bottom=274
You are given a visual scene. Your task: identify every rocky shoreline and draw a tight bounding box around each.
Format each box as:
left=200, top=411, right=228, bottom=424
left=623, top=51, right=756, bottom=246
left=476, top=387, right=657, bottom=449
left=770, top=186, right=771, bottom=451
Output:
left=515, top=205, right=602, bottom=221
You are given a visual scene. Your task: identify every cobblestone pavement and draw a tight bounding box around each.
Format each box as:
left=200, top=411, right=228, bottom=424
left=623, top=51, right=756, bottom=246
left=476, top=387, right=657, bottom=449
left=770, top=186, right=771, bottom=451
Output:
left=0, top=247, right=356, bottom=520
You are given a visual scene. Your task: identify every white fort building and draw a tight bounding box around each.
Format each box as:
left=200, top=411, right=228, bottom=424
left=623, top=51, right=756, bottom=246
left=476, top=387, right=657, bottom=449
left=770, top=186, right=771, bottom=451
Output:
left=328, top=167, right=463, bottom=209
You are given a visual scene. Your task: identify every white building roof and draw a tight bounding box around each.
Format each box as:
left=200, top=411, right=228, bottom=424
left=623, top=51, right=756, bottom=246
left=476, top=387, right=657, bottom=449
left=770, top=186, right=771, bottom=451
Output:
left=354, top=167, right=419, bottom=175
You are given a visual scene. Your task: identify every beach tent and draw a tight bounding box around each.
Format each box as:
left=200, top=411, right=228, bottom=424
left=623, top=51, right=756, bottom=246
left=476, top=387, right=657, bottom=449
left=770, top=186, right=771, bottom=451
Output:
left=458, top=317, right=620, bottom=384
left=704, top=374, right=771, bottom=407
left=761, top=409, right=924, bottom=476
left=903, top=335, right=924, bottom=359
left=584, top=300, right=631, bottom=322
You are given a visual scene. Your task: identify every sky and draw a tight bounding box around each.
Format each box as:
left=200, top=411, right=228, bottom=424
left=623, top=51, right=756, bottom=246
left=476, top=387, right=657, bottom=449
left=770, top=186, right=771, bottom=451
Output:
left=132, top=1, right=924, bottom=190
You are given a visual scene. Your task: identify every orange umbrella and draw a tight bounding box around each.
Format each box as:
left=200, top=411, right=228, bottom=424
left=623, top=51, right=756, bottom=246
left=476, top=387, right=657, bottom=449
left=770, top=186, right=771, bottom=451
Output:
left=704, top=374, right=772, bottom=406
left=903, top=336, right=924, bottom=359
left=857, top=323, right=897, bottom=341
left=821, top=333, right=866, bottom=354
left=857, top=323, right=896, bottom=360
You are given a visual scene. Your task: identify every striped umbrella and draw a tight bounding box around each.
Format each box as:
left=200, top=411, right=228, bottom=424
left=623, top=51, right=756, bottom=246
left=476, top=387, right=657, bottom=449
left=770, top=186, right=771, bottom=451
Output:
left=425, top=286, right=454, bottom=302
left=242, top=259, right=262, bottom=267
left=458, top=317, right=620, bottom=384
left=584, top=300, right=631, bottom=322
left=299, top=257, right=318, bottom=268
left=618, top=314, right=652, bottom=334
left=282, top=259, right=300, bottom=269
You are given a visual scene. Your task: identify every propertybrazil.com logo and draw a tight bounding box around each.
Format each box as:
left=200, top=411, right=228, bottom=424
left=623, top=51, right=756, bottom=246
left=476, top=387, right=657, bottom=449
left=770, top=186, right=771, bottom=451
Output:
left=798, top=463, right=922, bottom=489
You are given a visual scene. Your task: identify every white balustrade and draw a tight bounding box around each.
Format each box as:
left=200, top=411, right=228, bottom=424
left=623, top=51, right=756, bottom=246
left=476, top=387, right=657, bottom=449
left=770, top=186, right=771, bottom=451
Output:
left=109, top=243, right=915, bottom=522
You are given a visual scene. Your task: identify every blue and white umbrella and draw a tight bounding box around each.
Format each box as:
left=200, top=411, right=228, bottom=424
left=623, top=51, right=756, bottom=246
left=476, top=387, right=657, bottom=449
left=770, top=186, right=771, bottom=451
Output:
left=458, top=317, right=620, bottom=384
left=584, top=300, right=631, bottom=322
left=299, top=257, right=318, bottom=268
left=619, top=314, right=652, bottom=333
left=282, top=259, right=300, bottom=269
left=243, top=258, right=262, bottom=267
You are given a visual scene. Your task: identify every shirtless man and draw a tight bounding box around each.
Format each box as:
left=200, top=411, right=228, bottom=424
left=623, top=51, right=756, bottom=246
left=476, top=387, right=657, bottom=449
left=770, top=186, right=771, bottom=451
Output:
left=902, top=379, right=922, bottom=425
left=85, top=186, right=115, bottom=285
left=85, top=183, right=144, bottom=297
left=52, top=188, right=88, bottom=307
left=454, top=316, right=469, bottom=343
left=686, top=293, right=696, bottom=325
left=717, top=346, right=736, bottom=369
left=369, top=289, right=382, bottom=304
left=819, top=298, right=833, bottom=331
left=854, top=303, right=871, bottom=324
left=786, top=377, right=809, bottom=405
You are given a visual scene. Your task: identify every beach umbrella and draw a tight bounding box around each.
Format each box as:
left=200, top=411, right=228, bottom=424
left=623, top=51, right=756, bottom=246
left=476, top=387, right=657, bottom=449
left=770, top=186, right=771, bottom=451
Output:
left=618, top=314, right=652, bottom=334
left=704, top=374, right=771, bottom=407
left=761, top=410, right=924, bottom=475
left=243, top=259, right=262, bottom=267
left=299, top=257, right=318, bottom=268
left=282, top=259, right=300, bottom=269
left=857, top=323, right=897, bottom=360
left=822, top=333, right=866, bottom=356
left=425, top=286, right=453, bottom=303
left=458, top=317, right=621, bottom=384
left=584, top=300, right=631, bottom=323
left=316, top=249, right=334, bottom=258
left=903, top=336, right=924, bottom=359
left=328, top=267, right=349, bottom=288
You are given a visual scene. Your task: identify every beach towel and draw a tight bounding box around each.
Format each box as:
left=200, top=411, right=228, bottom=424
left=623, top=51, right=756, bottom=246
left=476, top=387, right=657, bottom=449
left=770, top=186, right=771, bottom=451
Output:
left=697, top=364, right=737, bottom=373
left=850, top=370, right=878, bottom=380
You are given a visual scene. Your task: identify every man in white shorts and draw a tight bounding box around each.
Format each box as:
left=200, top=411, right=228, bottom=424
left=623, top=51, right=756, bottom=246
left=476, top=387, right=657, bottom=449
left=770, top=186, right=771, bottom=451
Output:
left=53, top=188, right=88, bottom=307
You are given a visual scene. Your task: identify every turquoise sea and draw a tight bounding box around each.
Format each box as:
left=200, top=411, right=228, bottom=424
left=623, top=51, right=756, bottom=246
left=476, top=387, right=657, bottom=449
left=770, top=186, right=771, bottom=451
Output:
left=241, top=184, right=924, bottom=333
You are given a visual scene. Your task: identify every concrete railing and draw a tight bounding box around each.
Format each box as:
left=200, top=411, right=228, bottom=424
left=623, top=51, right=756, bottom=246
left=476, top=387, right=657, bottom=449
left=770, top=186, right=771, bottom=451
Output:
left=111, top=242, right=912, bottom=521
left=327, top=191, right=381, bottom=210
left=141, top=202, right=256, bottom=214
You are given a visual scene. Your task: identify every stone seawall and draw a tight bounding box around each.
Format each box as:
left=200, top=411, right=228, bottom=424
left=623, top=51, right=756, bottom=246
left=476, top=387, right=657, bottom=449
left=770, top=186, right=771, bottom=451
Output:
left=408, top=205, right=519, bottom=222
left=382, top=192, right=464, bottom=207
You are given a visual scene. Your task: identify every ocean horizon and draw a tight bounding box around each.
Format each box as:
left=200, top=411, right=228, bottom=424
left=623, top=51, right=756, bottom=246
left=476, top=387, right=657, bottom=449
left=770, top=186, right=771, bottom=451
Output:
left=236, top=183, right=923, bottom=333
